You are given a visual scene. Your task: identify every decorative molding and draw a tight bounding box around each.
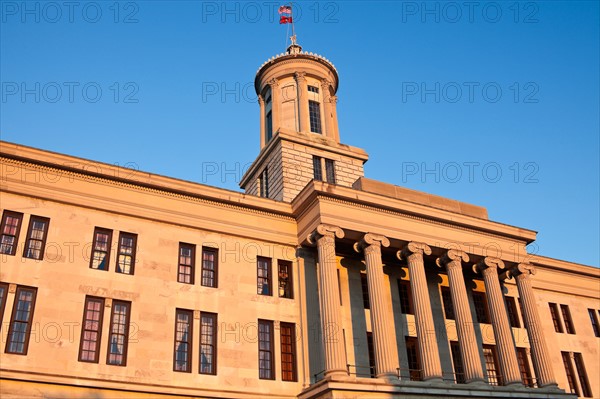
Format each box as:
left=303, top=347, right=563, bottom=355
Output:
left=8, top=284, right=16, bottom=294
left=436, top=249, right=469, bottom=268
left=105, top=298, right=112, bottom=308
left=473, top=257, right=505, bottom=275
left=307, top=223, right=344, bottom=245
left=397, top=241, right=432, bottom=261
left=354, top=232, right=390, bottom=254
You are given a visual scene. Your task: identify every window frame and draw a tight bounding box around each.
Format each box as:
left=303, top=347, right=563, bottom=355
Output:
left=366, top=331, right=375, bottom=378
left=516, top=347, right=534, bottom=387
left=106, top=300, right=131, bottom=366
left=560, top=304, right=575, bottom=334
left=0, top=210, right=24, bottom=256
left=308, top=100, right=322, bottom=134
left=573, top=352, right=592, bottom=398
left=360, top=272, right=370, bottom=309
left=450, top=341, right=465, bottom=384
left=280, top=322, right=297, bottom=382
left=278, top=260, right=293, bottom=299
left=482, top=344, right=501, bottom=386
left=5, top=286, right=37, bottom=355
left=173, top=308, right=193, bottom=373
left=178, top=242, right=196, bottom=284
left=265, top=110, right=273, bottom=142
left=588, top=308, right=600, bottom=337
left=405, top=336, right=422, bottom=381
left=258, top=319, right=275, bottom=380
left=201, top=247, right=218, bottom=288
left=441, top=286, right=455, bottom=320
left=312, top=156, right=323, bottom=181
left=472, top=291, right=491, bottom=324
left=78, top=296, right=105, bottom=363
left=398, top=279, right=414, bottom=315
left=89, top=227, right=113, bottom=271
left=0, top=282, right=8, bottom=328
left=549, top=303, right=564, bottom=333
left=116, top=232, right=137, bottom=275
left=23, top=215, right=50, bottom=260
left=199, top=312, right=218, bottom=375
left=325, top=159, right=336, bottom=184
left=505, top=296, right=521, bottom=328
left=561, top=351, right=579, bottom=395
left=257, top=256, right=272, bottom=296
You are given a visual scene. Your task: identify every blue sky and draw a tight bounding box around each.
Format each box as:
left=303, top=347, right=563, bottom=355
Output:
left=1, top=1, right=598, bottom=266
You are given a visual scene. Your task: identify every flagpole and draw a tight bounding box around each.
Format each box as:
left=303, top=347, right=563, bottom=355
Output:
left=290, top=2, right=295, bottom=39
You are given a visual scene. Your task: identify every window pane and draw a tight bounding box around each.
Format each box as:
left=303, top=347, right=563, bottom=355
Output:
left=483, top=345, right=500, bottom=386
left=79, top=297, right=104, bottom=362
left=312, top=156, right=323, bottom=181
left=280, top=323, right=297, bottom=381
left=174, top=310, right=192, bottom=372
left=201, top=248, right=218, bottom=288
left=6, top=287, right=37, bottom=355
left=361, top=273, right=370, bottom=309
left=200, top=313, right=217, bottom=375
left=257, top=257, right=271, bottom=296
left=107, top=301, right=130, bottom=366
left=90, top=228, right=112, bottom=271
left=178, top=243, right=195, bottom=284
left=116, top=233, right=136, bottom=275
left=325, top=159, right=336, bottom=184
left=309, top=100, right=322, bottom=133
left=278, top=261, right=293, bottom=299
left=0, top=211, right=23, bottom=256
left=258, top=320, right=274, bottom=379
left=442, top=287, right=455, bottom=320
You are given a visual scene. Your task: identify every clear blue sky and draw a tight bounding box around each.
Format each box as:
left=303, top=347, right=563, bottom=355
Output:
left=1, top=1, right=598, bottom=266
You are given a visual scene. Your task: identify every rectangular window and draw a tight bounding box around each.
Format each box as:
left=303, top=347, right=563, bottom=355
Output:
left=561, top=352, right=579, bottom=395
left=450, top=341, right=465, bottom=384
left=588, top=309, right=600, bottom=337
left=560, top=304, right=575, bottom=334
left=280, top=322, right=297, bottom=381
left=325, top=159, right=336, bottom=184
left=406, top=337, right=422, bottom=381
left=549, top=303, right=563, bottom=333
left=366, top=332, right=375, bottom=378
left=265, top=111, right=273, bottom=142
left=107, top=300, right=131, bottom=366
left=308, top=85, right=319, bottom=93
left=5, top=286, right=37, bottom=355
left=483, top=345, right=500, bottom=386
left=257, top=257, right=272, bottom=296
left=90, top=228, right=112, bottom=271
left=398, top=280, right=414, bottom=314
left=78, top=296, right=105, bottom=363
left=259, top=169, right=269, bottom=198
left=116, top=232, right=137, bottom=275
left=0, top=211, right=23, bottom=256
left=23, top=216, right=50, bottom=260
left=516, top=348, right=534, bottom=387
left=200, top=312, right=217, bottom=375
left=573, top=353, right=592, bottom=397
left=173, top=309, right=193, bottom=372
left=201, top=247, right=218, bottom=288
left=0, top=283, right=7, bottom=328
left=505, top=296, right=521, bottom=328
left=309, top=100, right=322, bottom=133
left=337, top=269, right=343, bottom=305
left=360, top=273, right=370, bottom=309
left=278, top=260, right=293, bottom=299
left=258, top=319, right=274, bottom=380
left=178, top=243, right=195, bottom=284
left=442, top=286, right=455, bottom=320
left=472, top=291, right=490, bottom=324
left=313, top=156, right=323, bottom=181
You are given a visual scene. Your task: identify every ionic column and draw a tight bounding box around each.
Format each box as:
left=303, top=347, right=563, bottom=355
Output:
left=329, top=95, right=340, bottom=142
left=398, top=242, right=443, bottom=381
left=320, top=79, right=332, bottom=137
left=506, top=264, right=558, bottom=388
left=354, top=233, right=398, bottom=378
left=436, top=250, right=485, bottom=384
left=258, top=95, right=265, bottom=148
left=475, top=258, right=522, bottom=386
left=268, top=78, right=280, bottom=134
left=295, top=72, right=309, bottom=133
left=307, top=224, right=348, bottom=378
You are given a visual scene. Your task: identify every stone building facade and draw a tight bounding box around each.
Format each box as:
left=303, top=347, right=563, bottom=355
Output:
left=0, top=43, right=598, bottom=399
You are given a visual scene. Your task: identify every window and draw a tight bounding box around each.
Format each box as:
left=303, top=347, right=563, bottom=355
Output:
left=450, top=341, right=465, bottom=384
left=573, top=353, right=592, bottom=397
left=406, top=337, right=422, bottom=381
left=441, top=286, right=455, bottom=320
left=23, top=216, right=49, bottom=260
left=173, top=309, right=193, bottom=372
left=588, top=309, right=600, bottom=337
left=200, top=312, right=217, bottom=375
left=0, top=211, right=23, bottom=256
left=107, top=300, right=131, bottom=366
left=366, top=332, right=375, bottom=378
left=201, top=247, right=218, bottom=288
left=398, top=280, right=413, bottom=314
left=337, top=269, right=343, bottom=305
left=5, top=286, right=37, bottom=355
left=259, top=169, right=269, bottom=198
left=483, top=345, right=500, bottom=386
left=178, top=243, right=195, bottom=284
left=560, top=304, right=575, bottom=334
left=258, top=319, right=274, bottom=379
left=548, top=303, right=563, bottom=332
left=360, top=273, right=370, bottom=309
left=309, top=100, right=322, bottom=133
left=561, top=352, right=579, bottom=395
left=79, top=297, right=105, bottom=363
left=308, top=85, right=319, bottom=93
left=313, top=156, right=323, bottom=181
left=280, top=322, right=297, bottom=381
left=257, top=257, right=272, bottom=296
left=278, top=260, right=293, bottom=299
left=265, top=111, right=273, bottom=142
left=0, top=283, right=7, bottom=328
left=116, top=232, right=136, bottom=275
left=325, top=159, right=336, bottom=184
left=516, top=348, right=534, bottom=387
left=472, top=291, right=490, bottom=324
left=90, top=228, right=112, bottom=271
left=505, top=296, right=520, bottom=328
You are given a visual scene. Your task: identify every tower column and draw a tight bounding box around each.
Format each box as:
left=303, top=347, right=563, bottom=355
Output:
left=354, top=233, right=399, bottom=378
left=320, top=79, right=332, bottom=138
left=307, top=224, right=348, bottom=378
left=268, top=78, right=280, bottom=135
left=329, top=95, right=340, bottom=142
left=436, top=250, right=485, bottom=384
left=475, top=258, right=522, bottom=386
left=295, top=72, right=310, bottom=133
left=258, top=95, right=265, bottom=148
left=506, top=264, right=558, bottom=388
left=398, top=242, right=443, bottom=381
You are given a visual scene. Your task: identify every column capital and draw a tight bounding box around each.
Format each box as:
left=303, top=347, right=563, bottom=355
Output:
left=397, top=242, right=432, bottom=261
left=267, top=78, right=279, bottom=88
left=435, top=249, right=469, bottom=268
left=257, top=94, right=264, bottom=105
left=353, top=233, right=390, bottom=253
left=329, top=95, right=338, bottom=104
left=307, top=224, right=344, bottom=245
left=294, top=71, right=307, bottom=81
left=506, top=263, right=537, bottom=279
left=320, top=78, right=332, bottom=91
left=473, top=257, right=505, bottom=275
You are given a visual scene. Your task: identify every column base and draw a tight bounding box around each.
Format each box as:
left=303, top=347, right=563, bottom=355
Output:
left=538, top=383, right=562, bottom=391
left=466, top=379, right=488, bottom=388
left=503, top=381, right=525, bottom=388
left=324, top=369, right=349, bottom=380
left=422, top=376, right=445, bottom=384
left=376, top=372, right=399, bottom=382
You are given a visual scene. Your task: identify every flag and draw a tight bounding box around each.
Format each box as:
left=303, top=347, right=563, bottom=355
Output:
left=278, top=5, right=292, bottom=14
left=280, top=15, right=293, bottom=24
